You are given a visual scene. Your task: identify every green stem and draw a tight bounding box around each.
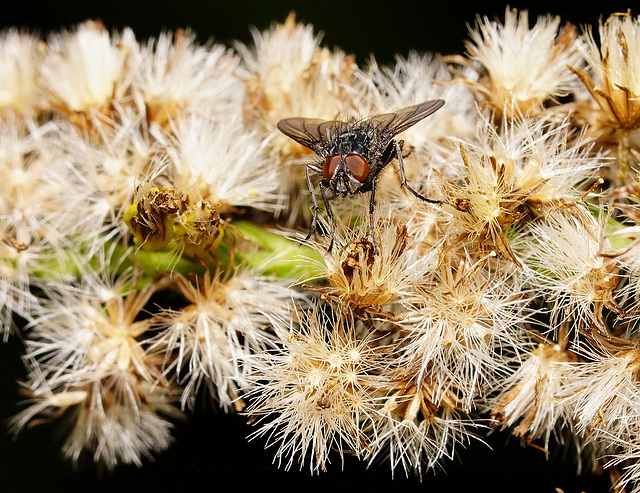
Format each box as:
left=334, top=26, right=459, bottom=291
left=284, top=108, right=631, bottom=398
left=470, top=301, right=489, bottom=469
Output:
left=226, top=221, right=326, bottom=283
left=28, top=221, right=327, bottom=287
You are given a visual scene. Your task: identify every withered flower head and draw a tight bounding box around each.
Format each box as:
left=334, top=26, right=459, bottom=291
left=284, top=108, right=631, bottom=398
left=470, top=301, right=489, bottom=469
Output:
left=9, top=270, right=182, bottom=469
left=455, top=8, right=582, bottom=120
left=305, top=223, right=426, bottom=320
left=526, top=208, right=624, bottom=333
left=124, top=184, right=222, bottom=258
left=399, top=250, right=531, bottom=410
left=489, top=338, right=580, bottom=448
left=237, top=12, right=357, bottom=155
left=39, top=20, right=136, bottom=124
left=150, top=267, right=290, bottom=411
left=0, top=29, right=44, bottom=115
left=564, top=336, right=640, bottom=446
left=132, top=28, right=243, bottom=128
left=243, top=303, right=388, bottom=472
left=125, top=185, right=187, bottom=250
left=571, top=11, right=640, bottom=131
left=367, top=367, right=479, bottom=475
left=437, top=144, right=547, bottom=267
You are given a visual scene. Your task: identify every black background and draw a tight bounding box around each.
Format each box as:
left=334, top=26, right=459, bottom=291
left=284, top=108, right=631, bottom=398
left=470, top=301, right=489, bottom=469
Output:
left=1, top=1, right=630, bottom=65
left=0, top=1, right=633, bottom=492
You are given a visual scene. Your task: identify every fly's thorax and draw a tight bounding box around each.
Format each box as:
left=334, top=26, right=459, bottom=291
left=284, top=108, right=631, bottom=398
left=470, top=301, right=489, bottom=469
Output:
left=322, top=126, right=382, bottom=158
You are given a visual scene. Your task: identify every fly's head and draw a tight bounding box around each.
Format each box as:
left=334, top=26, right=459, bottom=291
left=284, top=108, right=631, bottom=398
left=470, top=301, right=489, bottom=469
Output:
left=321, top=151, right=371, bottom=196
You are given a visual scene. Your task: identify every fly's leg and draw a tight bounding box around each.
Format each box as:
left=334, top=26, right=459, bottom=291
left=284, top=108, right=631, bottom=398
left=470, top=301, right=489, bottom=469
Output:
left=368, top=179, right=380, bottom=255
left=319, top=180, right=336, bottom=252
left=395, top=140, right=441, bottom=204
left=305, top=164, right=336, bottom=252
left=304, top=164, right=322, bottom=243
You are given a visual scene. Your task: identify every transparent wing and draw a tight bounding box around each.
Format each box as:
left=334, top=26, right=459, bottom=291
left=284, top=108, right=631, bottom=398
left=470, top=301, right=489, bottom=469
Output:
left=276, top=117, right=327, bottom=149
left=367, top=99, right=445, bottom=138
left=277, top=100, right=444, bottom=151
left=277, top=118, right=351, bottom=152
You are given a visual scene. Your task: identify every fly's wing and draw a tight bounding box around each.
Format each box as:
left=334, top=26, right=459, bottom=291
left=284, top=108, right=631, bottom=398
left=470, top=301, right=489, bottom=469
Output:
left=277, top=117, right=350, bottom=155
left=277, top=117, right=327, bottom=150
left=367, top=99, right=445, bottom=141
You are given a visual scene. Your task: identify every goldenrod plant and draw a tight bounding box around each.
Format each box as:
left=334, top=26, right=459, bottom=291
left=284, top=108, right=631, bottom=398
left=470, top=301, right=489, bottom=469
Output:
left=3, top=8, right=640, bottom=491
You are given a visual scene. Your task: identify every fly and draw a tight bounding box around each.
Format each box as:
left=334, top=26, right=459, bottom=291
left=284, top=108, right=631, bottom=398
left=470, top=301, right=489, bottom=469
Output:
left=277, top=100, right=445, bottom=253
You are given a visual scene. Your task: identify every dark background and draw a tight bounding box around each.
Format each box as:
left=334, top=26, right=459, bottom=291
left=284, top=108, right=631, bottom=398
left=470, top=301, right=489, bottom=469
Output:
left=1, top=1, right=630, bottom=65
left=0, top=1, right=633, bottom=492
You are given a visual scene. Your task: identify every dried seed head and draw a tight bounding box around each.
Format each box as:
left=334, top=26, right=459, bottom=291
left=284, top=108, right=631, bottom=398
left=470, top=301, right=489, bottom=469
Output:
left=437, top=144, right=544, bottom=267
left=124, top=184, right=222, bottom=258
left=305, top=222, right=432, bottom=320
left=175, top=199, right=222, bottom=258
left=125, top=185, right=187, bottom=250
left=571, top=11, right=640, bottom=131
left=458, top=8, right=582, bottom=120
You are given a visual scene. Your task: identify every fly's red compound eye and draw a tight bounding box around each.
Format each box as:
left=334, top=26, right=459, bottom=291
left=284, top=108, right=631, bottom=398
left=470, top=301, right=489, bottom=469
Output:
left=345, top=153, right=369, bottom=182
left=323, top=154, right=341, bottom=180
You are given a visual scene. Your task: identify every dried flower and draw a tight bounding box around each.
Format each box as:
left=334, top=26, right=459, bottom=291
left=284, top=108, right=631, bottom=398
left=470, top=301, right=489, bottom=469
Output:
left=525, top=208, right=623, bottom=332
left=237, top=12, right=356, bottom=138
left=243, top=303, right=387, bottom=472
left=488, top=335, right=587, bottom=461
left=569, top=11, right=640, bottom=183
left=467, top=111, right=603, bottom=207
left=452, top=8, right=583, bottom=120
left=367, top=367, right=482, bottom=477
left=39, top=21, right=136, bottom=122
left=436, top=143, right=534, bottom=267
left=153, top=111, right=284, bottom=214
left=398, top=250, right=531, bottom=409
left=564, top=335, right=640, bottom=441
left=571, top=11, right=640, bottom=131
left=131, top=28, right=244, bottom=127
left=11, top=267, right=182, bottom=468
left=304, top=219, right=433, bottom=320
left=436, top=109, right=603, bottom=267
left=150, top=267, right=292, bottom=411
left=0, top=29, right=44, bottom=115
